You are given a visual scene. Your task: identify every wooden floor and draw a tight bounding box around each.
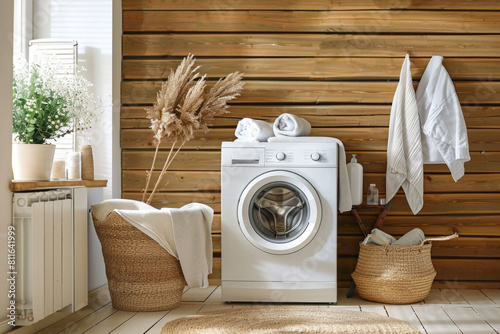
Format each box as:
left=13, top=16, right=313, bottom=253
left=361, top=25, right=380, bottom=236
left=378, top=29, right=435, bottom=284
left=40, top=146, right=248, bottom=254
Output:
left=9, top=286, right=500, bottom=334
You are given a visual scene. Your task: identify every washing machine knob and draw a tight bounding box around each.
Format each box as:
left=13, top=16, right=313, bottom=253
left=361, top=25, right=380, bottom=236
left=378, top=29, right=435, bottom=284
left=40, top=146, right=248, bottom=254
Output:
left=276, top=152, right=286, bottom=161
left=311, top=152, right=321, bottom=161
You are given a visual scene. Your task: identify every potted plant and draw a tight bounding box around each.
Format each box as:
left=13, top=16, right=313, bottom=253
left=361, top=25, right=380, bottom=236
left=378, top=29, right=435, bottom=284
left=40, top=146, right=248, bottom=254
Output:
left=12, top=55, right=103, bottom=181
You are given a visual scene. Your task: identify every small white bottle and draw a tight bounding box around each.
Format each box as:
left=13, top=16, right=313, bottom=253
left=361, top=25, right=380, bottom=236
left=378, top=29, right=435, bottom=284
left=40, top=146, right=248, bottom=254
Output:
left=347, top=154, right=363, bottom=205
left=367, top=184, right=379, bottom=205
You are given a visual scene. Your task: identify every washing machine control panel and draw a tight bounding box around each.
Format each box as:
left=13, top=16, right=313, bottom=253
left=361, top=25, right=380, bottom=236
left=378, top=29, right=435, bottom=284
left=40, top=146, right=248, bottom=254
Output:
left=221, top=142, right=338, bottom=167
left=265, top=145, right=337, bottom=167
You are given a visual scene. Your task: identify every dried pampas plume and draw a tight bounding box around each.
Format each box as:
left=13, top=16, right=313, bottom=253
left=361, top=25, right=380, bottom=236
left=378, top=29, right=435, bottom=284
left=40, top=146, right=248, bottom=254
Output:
left=143, top=54, right=244, bottom=204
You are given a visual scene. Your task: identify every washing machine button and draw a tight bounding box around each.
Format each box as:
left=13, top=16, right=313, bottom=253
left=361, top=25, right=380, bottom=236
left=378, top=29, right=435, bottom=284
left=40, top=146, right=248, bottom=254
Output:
left=311, top=152, right=321, bottom=161
left=276, top=152, right=286, bottom=161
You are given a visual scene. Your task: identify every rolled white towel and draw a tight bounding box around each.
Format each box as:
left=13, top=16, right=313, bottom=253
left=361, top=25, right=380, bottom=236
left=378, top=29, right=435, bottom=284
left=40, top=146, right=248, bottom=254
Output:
left=273, top=113, right=311, bottom=137
left=235, top=118, right=274, bottom=142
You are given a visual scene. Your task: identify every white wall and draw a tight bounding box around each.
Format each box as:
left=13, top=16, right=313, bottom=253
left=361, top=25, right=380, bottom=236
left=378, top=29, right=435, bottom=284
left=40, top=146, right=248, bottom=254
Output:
left=33, top=0, right=120, bottom=290
left=0, top=1, right=14, bottom=332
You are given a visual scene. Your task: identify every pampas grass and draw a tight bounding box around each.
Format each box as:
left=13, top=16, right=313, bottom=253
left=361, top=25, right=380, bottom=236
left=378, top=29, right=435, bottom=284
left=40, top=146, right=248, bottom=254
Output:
left=143, top=54, right=244, bottom=204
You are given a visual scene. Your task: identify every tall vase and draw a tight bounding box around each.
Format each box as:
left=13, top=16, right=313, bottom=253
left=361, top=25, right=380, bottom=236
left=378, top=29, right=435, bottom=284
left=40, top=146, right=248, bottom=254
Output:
left=12, top=143, right=56, bottom=181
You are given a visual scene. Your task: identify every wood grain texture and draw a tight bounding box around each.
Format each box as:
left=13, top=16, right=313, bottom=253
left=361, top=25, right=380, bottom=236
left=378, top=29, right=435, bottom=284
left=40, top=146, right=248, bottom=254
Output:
left=122, top=0, right=500, bottom=11
left=121, top=127, right=500, bottom=151
left=123, top=170, right=500, bottom=194
left=10, top=180, right=108, bottom=192
left=207, top=257, right=500, bottom=284
left=121, top=80, right=500, bottom=105
left=123, top=34, right=500, bottom=57
left=122, top=2, right=500, bottom=289
left=121, top=191, right=500, bottom=215
left=123, top=58, right=500, bottom=80
left=122, top=150, right=500, bottom=173
left=336, top=236, right=500, bottom=258
left=337, top=215, right=500, bottom=237
left=212, top=235, right=499, bottom=258
left=121, top=105, right=500, bottom=129
left=174, top=211, right=500, bottom=236
left=123, top=10, right=500, bottom=33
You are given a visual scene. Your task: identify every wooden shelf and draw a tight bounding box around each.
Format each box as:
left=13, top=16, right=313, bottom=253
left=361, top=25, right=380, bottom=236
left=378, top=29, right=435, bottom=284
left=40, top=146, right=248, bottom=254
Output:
left=11, top=180, right=108, bottom=192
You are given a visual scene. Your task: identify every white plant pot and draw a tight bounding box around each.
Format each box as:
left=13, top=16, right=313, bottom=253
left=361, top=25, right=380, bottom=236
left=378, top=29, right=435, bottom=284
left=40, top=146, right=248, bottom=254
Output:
left=12, top=143, right=56, bottom=181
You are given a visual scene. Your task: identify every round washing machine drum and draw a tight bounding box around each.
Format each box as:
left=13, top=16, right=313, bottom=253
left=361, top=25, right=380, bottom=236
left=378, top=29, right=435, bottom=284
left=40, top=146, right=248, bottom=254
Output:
left=237, top=171, right=322, bottom=254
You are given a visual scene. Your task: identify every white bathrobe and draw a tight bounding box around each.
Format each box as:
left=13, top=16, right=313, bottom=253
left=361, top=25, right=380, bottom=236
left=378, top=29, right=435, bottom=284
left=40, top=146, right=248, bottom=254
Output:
left=416, top=56, right=470, bottom=181
left=386, top=54, right=424, bottom=215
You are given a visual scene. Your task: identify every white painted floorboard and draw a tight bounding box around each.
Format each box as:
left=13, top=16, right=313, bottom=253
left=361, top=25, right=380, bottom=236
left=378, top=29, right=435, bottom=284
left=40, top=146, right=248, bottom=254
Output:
left=385, top=305, right=426, bottom=334
left=482, top=290, right=500, bottom=305
left=441, top=289, right=468, bottom=304
left=59, top=304, right=117, bottom=334
left=412, top=306, right=462, bottom=334
left=181, top=286, right=217, bottom=302
left=83, top=311, right=136, bottom=334
left=473, top=307, right=500, bottom=333
left=423, top=289, right=451, bottom=305
left=459, top=289, right=497, bottom=306
left=442, top=306, right=497, bottom=334
left=8, top=288, right=499, bottom=334
left=110, top=311, right=166, bottom=334
left=145, top=303, right=204, bottom=334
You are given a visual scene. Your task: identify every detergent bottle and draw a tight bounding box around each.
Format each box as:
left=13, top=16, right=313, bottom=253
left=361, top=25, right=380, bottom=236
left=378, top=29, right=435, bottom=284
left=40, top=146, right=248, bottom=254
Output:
left=347, top=154, right=363, bottom=205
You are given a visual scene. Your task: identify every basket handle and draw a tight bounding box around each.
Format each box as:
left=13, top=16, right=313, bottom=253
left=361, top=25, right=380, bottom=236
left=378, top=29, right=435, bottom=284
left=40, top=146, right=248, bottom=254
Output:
left=420, top=232, right=459, bottom=246
left=365, top=234, right=391, bottom=246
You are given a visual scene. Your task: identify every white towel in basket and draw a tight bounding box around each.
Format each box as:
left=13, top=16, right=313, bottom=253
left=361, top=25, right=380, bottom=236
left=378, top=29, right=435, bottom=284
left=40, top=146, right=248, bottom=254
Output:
left=92, top=199, right=214, bottom=288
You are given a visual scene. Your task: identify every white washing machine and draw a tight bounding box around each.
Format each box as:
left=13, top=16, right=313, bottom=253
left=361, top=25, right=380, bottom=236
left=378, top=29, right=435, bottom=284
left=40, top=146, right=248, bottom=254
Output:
left=221, top=139, right=338, bottom=303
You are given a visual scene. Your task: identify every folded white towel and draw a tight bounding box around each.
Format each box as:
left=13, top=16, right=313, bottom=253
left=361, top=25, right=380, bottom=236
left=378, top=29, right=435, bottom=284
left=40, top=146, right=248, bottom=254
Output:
left=273, top=113, right=311, bottom=137
left=235, top=118, right=274, bottom=142
left=167, top=203, right=214, bottom=288
left=267, top=136, right=352, bottom=213
left=386, top=54, right=424, bottom=215
left=416, top=56, right=470, bottom=181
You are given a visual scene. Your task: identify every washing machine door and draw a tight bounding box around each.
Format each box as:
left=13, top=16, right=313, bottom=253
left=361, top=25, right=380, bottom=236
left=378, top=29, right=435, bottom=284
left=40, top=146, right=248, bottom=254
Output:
left=237, top=171, right=322, bottom=254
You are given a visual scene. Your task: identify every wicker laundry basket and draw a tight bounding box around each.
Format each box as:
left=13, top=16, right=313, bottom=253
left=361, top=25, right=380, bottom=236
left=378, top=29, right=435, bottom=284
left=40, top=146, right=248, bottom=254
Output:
left=351, top=233, right=458, bottom=304
left=92, top=211, right=186, bottom=311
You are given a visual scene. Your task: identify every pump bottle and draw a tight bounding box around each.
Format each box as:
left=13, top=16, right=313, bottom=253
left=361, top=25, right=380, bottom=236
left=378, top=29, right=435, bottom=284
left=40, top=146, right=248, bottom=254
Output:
left=347, top=154, right=363, bottom=205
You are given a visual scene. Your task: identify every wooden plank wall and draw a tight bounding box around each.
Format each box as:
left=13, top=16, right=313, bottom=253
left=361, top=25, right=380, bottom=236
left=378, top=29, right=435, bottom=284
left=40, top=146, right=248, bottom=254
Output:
left=121, top=0, right=500, bottom=289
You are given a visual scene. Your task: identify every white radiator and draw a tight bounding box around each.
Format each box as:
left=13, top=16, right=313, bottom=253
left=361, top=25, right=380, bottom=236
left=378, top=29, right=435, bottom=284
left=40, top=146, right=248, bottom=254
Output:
left=12, top=187, right=88, bottom=326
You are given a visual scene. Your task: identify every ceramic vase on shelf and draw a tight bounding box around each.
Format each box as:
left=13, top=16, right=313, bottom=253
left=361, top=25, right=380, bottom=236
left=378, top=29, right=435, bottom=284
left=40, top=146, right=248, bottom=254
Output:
left=12, top=143, right=56, bottom=181
left=78, top=137, right=94, bottom=181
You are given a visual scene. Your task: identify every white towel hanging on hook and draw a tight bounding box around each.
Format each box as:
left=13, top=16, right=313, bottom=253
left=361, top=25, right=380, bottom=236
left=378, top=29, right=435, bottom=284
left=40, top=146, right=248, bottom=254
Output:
left=386, top=54, right=424, bottom=215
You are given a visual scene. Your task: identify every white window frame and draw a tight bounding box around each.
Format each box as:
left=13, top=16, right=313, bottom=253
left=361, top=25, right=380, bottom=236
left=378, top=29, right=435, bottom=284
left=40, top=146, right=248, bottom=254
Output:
left=13, top=0, right=33, bottom=59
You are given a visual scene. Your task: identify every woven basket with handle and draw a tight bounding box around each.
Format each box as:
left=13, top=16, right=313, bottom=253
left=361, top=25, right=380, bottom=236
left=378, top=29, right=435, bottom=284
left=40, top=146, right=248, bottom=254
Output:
left=92, top=211, right=186, bottom=311
left=351, top=233, right=458, bottom=304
